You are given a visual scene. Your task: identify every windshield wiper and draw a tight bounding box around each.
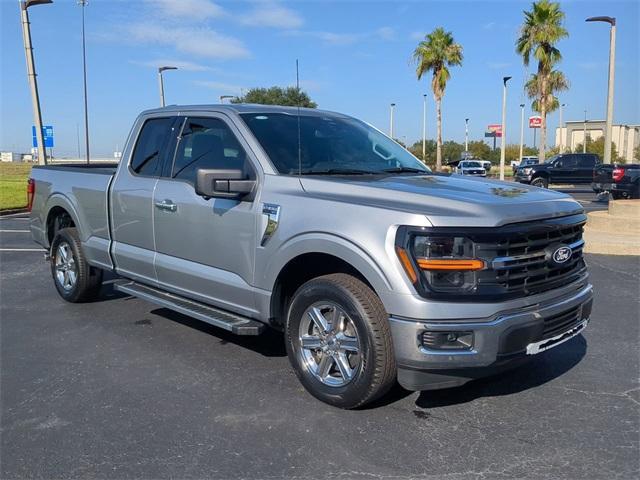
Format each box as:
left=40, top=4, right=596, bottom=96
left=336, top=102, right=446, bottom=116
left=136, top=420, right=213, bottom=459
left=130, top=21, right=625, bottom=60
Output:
left=381, top=167, right=429, bottom=174
left=298, top=168, right=379, bottom=175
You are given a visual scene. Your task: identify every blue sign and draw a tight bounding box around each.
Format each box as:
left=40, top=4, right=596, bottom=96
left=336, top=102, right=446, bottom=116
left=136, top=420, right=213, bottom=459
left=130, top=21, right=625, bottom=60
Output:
left=32, top=125, right=54, bottom=148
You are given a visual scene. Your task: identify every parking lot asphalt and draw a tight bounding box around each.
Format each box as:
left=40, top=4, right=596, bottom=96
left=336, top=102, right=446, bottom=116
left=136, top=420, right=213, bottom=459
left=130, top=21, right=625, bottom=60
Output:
left=1, top=203, right=638, bottom=479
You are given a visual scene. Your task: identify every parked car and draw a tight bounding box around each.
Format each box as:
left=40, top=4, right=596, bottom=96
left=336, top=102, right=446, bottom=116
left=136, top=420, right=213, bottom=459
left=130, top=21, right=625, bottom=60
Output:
left=513, top=156, right=539, bottom=174
left=29, top=104, right=593, bottom=409
left=479, top=160, right=492, bottom=172
left=592, top=164, right=640, bottom=199
left=515, top=153, right=600, bottom=188
left=455, top=160, right=486, bottom=176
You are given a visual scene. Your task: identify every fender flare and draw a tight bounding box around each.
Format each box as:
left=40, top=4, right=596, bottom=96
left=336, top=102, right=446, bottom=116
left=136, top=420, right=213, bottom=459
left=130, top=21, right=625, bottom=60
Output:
left=43, top=193, right=82, bottom=246
left=260, top=232, right=393, bottom=298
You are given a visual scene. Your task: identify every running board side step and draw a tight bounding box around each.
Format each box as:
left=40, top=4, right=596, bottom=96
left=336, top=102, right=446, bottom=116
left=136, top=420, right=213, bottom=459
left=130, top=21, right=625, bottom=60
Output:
left=114, top=280, right=265, bottom=335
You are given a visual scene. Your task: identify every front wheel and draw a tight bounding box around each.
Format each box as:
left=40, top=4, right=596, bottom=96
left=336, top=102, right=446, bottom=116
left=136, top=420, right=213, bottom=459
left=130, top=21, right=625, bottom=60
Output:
left=285, top=273, right=396, bottom=409
left=531, top=177, right=549, bottom=188
left=50, top=227, right=103, bottom=302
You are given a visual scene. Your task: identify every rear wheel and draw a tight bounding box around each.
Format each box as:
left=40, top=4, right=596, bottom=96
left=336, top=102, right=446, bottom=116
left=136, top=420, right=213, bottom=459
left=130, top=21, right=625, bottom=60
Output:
left=50, top=227, right=103, bottom=303
left=531, top=176, right=549, bottom=188
left=285, top=273, right=396, bottom=409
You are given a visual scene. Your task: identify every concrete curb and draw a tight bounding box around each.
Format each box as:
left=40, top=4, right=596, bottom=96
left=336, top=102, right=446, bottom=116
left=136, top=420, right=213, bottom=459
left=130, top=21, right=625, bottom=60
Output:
left=584, top=199, right=640, bottom=255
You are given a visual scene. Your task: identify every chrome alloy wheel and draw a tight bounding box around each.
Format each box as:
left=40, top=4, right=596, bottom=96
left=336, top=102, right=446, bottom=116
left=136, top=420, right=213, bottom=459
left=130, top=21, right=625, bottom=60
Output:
left=54, top=242, right=77, bottom=291
left=298, top=302, right=361, bottom=387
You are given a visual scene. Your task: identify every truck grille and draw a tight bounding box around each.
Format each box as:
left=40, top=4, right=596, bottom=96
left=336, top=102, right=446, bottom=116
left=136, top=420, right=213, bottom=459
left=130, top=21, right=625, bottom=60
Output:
left=472, top=214, right=588, bottom=298
left=542, top=305, right=583, bottom=339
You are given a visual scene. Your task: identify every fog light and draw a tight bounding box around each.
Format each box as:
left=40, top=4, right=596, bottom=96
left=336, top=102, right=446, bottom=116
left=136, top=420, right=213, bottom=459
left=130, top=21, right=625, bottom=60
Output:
left=422, top=331, right=473, bottom=350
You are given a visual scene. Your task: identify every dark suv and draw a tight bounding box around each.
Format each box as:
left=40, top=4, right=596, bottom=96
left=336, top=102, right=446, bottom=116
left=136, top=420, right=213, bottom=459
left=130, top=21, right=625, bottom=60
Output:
left=515, top=153, right=600, bottom=188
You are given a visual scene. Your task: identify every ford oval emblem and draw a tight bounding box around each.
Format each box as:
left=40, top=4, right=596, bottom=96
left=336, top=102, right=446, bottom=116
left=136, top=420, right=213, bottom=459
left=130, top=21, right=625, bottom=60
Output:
left=552, top=246, right=572, bottom=264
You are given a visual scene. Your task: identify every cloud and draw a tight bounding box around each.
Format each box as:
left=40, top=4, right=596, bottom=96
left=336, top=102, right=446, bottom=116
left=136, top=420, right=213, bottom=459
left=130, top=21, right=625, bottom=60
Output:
left=411, top=31, right=426, bottom=41
left=193, top=80, right=245, bottom=94
left=128, top=23, right=250, bottom=59
left=483, top=21, right=496, bottom=30
left=376, top=27, right=395, bottom=41
left=147, top=0, right=225, bottom=19
left=287, top=27, right=396, bottom=46
left=130, top=59, right=215, bottom=71
left=240, top=1, right=304, bottom=28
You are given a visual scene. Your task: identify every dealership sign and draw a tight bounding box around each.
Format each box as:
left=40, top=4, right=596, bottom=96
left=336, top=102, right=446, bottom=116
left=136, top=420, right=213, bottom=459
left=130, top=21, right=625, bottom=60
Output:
left=529, top=116, right=543, bottom=128
left=486, top=124, right=502, bottom=137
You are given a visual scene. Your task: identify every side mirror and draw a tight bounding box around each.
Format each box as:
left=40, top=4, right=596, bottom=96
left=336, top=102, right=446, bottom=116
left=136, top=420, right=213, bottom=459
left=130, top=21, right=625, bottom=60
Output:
left=195, top=169, right=256, bottom=200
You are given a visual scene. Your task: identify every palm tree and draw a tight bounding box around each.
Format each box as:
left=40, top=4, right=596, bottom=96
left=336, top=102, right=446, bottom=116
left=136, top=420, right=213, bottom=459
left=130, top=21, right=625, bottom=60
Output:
left=525, top=70, right=569, bottom=115
left=516, top=0, right=568, bottom=162
left=413, top=28, right=463, bottom=171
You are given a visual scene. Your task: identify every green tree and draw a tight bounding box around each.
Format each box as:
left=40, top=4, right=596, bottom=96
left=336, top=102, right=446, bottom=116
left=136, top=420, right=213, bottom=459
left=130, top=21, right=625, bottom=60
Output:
left=467, top=140, right=492, bottom=160
left=574, top=137, right=621, bottom=162
left=634, top=145, right=640, bottom=162
left=516, top=0, right=568, bottom=163
left=231, top=86, right=317, bottom=108
left=525, top=69, right=569, bottom=115
left=408, top=139, right=436, bottom=166
left=442, top=140, right=465, bottom=164
left=413, top=28, right=463, bottom=171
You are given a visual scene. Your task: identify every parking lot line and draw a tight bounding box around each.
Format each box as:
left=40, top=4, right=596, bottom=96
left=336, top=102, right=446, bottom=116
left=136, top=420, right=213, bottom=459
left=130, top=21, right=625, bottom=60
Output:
left=0, top=248, right=44, bottom=252
left=0, top=230, right=30, bottom=233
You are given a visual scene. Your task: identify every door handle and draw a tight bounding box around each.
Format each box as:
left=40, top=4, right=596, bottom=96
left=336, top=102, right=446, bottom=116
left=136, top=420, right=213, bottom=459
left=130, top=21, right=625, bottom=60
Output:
left=155, top=200, right=177, bottom=212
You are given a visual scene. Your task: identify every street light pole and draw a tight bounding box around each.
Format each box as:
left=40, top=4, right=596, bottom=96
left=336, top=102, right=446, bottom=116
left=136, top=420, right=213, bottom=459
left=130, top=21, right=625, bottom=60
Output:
left=422, top=94, right=427, bottom=160
left=583, top=109, right=587, bottom=153
left=19, top=0, right=52, bottom=166
left=78, top=0, right=90, bottom=164
left=519, top=103, right=525, bottom=163
left=499, top=76, right=512, bottom=181
left=158, top=66, right=177, bottom=107
left=586, top=16, right=616, bottom=164
left=464, top=118, right=469, bottom=152
left=389, top=103, right=395, bottom=138
left=559, top=103, right=566, bottom=153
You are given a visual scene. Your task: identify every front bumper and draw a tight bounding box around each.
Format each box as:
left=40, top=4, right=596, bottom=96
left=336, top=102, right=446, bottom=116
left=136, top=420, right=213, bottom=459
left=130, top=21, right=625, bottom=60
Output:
left=514, top=172, right=532, bottom=183
left=389, top=282, right=593, bottom=391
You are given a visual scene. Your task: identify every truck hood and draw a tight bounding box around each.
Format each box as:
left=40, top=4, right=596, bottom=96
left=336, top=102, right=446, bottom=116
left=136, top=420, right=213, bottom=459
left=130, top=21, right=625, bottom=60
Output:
left=300, top=173, right=583, bottom=227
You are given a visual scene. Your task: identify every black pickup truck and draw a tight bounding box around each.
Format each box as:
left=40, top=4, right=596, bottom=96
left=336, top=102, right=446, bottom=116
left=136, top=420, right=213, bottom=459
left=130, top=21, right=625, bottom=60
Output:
left=514, top=153, right=600, bottom=188
left=592, top=164, right=640, bottom=199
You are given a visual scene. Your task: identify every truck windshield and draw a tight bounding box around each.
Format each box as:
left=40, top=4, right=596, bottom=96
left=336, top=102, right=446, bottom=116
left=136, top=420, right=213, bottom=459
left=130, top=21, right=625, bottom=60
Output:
left=240, top=112, right=430, bottom=175
left=463, top=161, right=482, bottom=168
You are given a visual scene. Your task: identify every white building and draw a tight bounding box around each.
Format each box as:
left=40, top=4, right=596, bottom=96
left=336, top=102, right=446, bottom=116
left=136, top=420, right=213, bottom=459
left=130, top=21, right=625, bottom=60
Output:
left=555, top=121, right=639, bottom=163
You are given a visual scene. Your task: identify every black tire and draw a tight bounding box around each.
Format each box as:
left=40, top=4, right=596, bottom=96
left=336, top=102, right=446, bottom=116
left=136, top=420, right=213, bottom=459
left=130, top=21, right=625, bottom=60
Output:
left=50, top=227, right=103, bottom=303
left=611, top=191, right=627, bottom=200
left=285, top=273, right=396, bottom=409
left=531, top=176, right=549, bottom=188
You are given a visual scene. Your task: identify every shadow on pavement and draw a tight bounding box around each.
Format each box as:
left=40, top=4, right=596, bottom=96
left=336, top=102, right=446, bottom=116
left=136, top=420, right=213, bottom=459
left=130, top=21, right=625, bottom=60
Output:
left=415, top=334, right=587, bottom=409
left=150, top=307, right=288, bottom=357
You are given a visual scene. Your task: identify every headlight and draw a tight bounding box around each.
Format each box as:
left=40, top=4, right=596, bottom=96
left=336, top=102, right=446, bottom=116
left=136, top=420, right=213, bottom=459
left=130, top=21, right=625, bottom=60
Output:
left=395, top=231, right=485, bottom=294
left=522, top=167, right=532, bottom=175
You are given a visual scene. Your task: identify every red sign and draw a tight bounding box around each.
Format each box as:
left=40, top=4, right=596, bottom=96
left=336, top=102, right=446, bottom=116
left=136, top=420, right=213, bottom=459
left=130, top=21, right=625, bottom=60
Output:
left=529, top=116, right=542, bottom=128
left=487, top=124, right=502, bottom=137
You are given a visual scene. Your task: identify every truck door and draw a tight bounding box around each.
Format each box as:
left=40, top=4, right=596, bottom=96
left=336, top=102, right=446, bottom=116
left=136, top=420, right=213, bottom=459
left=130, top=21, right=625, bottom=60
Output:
left=110, top=116, right=177, bottom=285
left=551, top=155, right=577, bottom=184
left=577, top=155, right=597, bottom=183
left=152, top=114, right=261, bottom=318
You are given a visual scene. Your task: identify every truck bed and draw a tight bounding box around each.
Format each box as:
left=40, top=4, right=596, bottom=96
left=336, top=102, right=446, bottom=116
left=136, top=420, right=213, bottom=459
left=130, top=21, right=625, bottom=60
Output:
left=30, top=163, right=118, bottom=270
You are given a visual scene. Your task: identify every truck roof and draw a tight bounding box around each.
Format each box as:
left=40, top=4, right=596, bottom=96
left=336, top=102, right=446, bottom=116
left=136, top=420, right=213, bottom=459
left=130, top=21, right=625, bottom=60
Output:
left=140, top=104, right=350, bottom=118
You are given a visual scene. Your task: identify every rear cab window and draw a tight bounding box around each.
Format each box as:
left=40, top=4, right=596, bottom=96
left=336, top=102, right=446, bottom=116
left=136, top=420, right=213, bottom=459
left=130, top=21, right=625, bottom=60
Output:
left=130, top=117, right=175, bottom=176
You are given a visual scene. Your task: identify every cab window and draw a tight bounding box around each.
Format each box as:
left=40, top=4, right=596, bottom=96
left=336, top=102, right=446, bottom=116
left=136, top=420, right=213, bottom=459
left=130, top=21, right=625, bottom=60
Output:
left=172, top=117, right=248, bottom=184
left=130, top=117, right=175, bottom=176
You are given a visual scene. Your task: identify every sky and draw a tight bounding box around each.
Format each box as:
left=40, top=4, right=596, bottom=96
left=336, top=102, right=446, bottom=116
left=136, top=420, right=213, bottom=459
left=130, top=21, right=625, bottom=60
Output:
left=1, top=0, right=638, bottom=158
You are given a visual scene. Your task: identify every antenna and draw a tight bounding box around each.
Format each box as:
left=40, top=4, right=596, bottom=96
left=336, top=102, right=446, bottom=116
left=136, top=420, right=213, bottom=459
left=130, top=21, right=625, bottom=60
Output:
left=296, top=59, right=302, bottom=176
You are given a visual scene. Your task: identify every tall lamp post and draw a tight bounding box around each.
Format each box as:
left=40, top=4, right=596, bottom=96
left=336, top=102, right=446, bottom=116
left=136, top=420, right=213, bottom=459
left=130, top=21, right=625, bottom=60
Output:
left=19, top=0, right=52, bottom=166
left=158, top=66, right=177, bottom=107
left=586, top=16, right=616, bottom=164
left=518, top=103, right=525, bottom=164
left=559, top=103, right=566, bottom=152
left=422, top=94, right=427, bottom=160
left=389, top=103, right=396, bottom=138
left=583, top=109, right=588, bottom=153
left=464, top=118, right=469, bottom=152
left=499, top=76, right=512, bottom=181
left=78, top=0, right=90, bottom=163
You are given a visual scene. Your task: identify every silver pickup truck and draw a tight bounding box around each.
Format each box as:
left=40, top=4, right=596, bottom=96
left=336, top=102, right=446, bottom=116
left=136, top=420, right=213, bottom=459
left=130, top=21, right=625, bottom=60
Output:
left=29, top=104, right=593, bottom=408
